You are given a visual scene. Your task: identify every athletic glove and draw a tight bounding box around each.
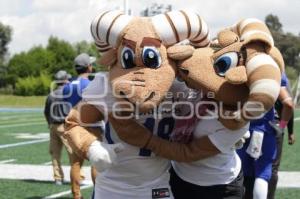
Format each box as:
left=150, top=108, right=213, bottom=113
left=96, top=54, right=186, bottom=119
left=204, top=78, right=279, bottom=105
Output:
left=87, top=140, right=124, bottom=172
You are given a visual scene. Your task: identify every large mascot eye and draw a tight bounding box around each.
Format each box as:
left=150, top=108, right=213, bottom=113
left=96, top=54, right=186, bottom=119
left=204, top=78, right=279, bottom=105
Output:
left=121, top=47, right=135, bottom=69
left=142, top=46, right=162, bottom=68
left=214, top=52, right=238, bottom=76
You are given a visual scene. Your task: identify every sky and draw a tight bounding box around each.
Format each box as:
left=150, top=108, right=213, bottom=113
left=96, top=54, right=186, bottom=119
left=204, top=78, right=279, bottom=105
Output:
left=0, top=0, right=299, bottom=55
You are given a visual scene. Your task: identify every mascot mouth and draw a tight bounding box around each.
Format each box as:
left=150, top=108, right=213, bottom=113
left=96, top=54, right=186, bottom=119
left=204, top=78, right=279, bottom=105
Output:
left=119, top=91, right=131, bottom=103
left=144, top=92, right=155, bottom=102
left=119, top=91, right=156, bottom=103
left=179, top=67, right=189, bottom=76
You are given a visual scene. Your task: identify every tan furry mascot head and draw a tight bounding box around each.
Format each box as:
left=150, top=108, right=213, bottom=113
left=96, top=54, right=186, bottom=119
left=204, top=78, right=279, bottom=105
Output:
left=90, top=10, right=210, bottom=112
left=170, top=18, right=284, bottom=129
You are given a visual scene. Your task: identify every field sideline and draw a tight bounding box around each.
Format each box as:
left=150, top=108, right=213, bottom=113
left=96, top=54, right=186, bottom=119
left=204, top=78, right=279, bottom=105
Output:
left=0, top=109, right=300, bottom=198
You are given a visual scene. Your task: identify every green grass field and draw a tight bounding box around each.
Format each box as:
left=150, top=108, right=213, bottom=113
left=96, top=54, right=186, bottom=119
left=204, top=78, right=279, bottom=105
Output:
left=0, top=95, right=46, bottom=108
left=0, top=109, right=299, bottom=198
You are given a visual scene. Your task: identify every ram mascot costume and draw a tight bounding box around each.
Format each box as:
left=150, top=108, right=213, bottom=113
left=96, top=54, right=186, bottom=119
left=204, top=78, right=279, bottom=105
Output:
left=109, top=18, right=283, bottom=157
left=65, top=10, right=210, bottom=199
left=65, top=10, right=283, bottom=199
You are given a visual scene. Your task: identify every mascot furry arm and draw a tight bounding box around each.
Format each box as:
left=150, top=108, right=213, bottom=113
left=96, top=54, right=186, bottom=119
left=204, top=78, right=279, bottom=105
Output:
left=64, top=10, right=210, bottom=160
left=109, top=18, right=284, bottom=162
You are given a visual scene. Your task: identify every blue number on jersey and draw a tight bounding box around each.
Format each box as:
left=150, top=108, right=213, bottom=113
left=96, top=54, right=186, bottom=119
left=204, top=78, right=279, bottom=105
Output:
left=104, top=117, right=175, bottom=157
left=139, top=117, right=175, bottom=157
left=105, top=122, right=114, bottom=144
left=139, top=117, right=155, bottom=156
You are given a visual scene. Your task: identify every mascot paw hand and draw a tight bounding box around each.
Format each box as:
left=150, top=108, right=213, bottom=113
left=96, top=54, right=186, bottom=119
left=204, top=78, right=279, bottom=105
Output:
left=87, top=140, right=124, bottom=172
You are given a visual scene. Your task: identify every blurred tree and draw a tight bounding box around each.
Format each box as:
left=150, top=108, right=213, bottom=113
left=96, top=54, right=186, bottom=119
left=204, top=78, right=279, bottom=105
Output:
left=3, top=36, right=107, bottom=94
left=74, top=40, right=98, bottom=57
left=0, top=22, right=12, bottom=88
left=7, top=46, right=55, bottom=86
left=265, top=14, right=300, bottom=74
left=0, top=22, right=12, bottom=63
left=265, top=14, right=283, bottom=33
left=47, top=36, right=76, bottom=75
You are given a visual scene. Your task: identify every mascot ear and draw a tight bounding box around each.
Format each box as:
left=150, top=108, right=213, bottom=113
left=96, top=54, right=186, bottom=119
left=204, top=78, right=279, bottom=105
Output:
left=225, top=66, right=247, bottom=84
left=217, top=30, right=239, bottom=47
left=99, top=49, right=117, bottom=67
left=167, top=45, right=195, bottom=61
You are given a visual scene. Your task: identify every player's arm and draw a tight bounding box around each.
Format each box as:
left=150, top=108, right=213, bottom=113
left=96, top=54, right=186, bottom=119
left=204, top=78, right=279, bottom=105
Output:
left=109, top=115, right=224, bottom=162
left=44, top=95, right=51, bottom=127
left=278, top=86, right=295, bottom=144
left=278, top=87, right=294, bottom=127
left=64, top=101, right=104, bottom=158
left=287, top=114, right=295, bottom=145
left=65, top=102, right=124, bottom=172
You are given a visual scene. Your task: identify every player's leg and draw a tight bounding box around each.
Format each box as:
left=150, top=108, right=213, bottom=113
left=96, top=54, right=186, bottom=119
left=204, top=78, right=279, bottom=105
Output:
left=169, top=167, right=202, bottom=199
left=91, top=166, right=97, bottom=185
left=237, top=138, right=255, bottom=199
left=94, top=172, right=174, bottom=199
left=80, top=169, right=86, bottom=182
left=70, top=153, right=84, bottom=199
left=221, top=170, right=244, bottom=199
left=268, top=133, right=284, bottom=199
left=49, top=124, right=64, bottom=183
left=254, top=132, right=277, bottom=199
left=170, top=166, right=243, bottom=199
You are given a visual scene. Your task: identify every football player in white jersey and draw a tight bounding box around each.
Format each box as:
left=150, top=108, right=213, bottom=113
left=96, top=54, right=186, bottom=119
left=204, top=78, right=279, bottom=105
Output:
left=64, top=9, right=213, bottom=199
left=81, top=73, right=193, bottom=199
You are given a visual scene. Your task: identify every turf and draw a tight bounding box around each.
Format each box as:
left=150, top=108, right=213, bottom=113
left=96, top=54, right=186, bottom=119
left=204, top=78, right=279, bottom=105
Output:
left=1, top=179, right=300, bottom=199
left=279, top=117, right=300, bottom=171
left=276, top=188, right=300, bottom=199
left=0, top=118, right=48, bottom=145
left=0, top=179, right=72, bottom=199
left=0, top=109, right=299, bottom=198
left=0, top=141, right=71, bottom=165
left=0, top=95, right=46, bottom=108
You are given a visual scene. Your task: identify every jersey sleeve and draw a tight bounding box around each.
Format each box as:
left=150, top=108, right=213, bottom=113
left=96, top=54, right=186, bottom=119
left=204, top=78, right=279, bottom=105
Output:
left=208, top=123, right=249, bottom=153
left=62, top=83, right=71, bottom=101
left=82, top=73, right=114, bottom=119
left=281, top=72, right=289, bottom=87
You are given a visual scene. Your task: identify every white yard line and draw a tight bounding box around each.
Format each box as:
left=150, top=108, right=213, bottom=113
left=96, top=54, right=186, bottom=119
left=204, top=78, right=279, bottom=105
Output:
left=0, top=115, right=42, bottom=121
left=43, top=161, right=52, bottom=165
left=0, top=119, right=45, bottom=125
left=43, top=184, right=93, bottom=199
left=0, top=164, right=93, bottom=183
left=0, top=139, right=49, bottom=149
left=277, top=171, right=300, bottom=188
left=0, top=163, right=299, bottom=189
left=0, top=159, right=16, bottom=164
left=294, top=117, right=300, bottom=121
left=0, top=122, right=45, bottom=128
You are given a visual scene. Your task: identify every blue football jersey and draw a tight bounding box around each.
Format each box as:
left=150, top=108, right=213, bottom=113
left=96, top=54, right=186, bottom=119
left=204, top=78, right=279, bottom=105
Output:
left=63, top=77, right=90, bottom=107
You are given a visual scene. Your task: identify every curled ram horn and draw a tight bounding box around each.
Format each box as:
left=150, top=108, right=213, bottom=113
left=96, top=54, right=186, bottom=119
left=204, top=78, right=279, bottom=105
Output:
left=233, top=19, right=280, bottom=119
left=151, top=10, right=210, bottom=47
left=229, top=18, right=274, bottom=49
left=90, top=10, right=133, bottom=53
